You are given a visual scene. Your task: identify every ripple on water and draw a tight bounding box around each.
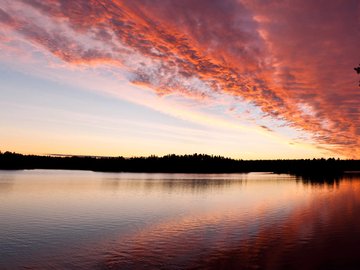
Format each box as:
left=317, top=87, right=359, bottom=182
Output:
left=1, top=171, right=360, bottom=269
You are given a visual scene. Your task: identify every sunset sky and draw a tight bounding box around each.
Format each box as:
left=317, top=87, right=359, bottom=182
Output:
left=0, top=0, right=359, bottom=159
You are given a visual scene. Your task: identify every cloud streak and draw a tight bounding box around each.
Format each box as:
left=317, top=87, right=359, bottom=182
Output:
left=0, top=0, right=359, bottom=157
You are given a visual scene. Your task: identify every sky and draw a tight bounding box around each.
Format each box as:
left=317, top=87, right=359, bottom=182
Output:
left=0, top=0, right=359, bottom=159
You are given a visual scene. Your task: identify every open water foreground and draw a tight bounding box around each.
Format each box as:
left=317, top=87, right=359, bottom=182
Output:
left=1, top=170, right=360, bottom=269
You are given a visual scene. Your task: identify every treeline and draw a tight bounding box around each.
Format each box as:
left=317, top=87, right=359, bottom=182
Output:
left=1, top=151, right=360, bottom=175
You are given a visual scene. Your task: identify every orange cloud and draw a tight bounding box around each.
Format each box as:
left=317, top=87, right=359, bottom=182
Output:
left=1, top=0, right=359, bottom=157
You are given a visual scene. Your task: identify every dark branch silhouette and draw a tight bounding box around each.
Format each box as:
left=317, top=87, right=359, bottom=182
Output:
left=355, top=64, right=360, bottom=74
left=355, top=64, right=360, bottom=86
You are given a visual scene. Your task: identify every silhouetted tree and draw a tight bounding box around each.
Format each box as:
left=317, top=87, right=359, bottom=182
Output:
left=1, top=151, right=359, bottom=178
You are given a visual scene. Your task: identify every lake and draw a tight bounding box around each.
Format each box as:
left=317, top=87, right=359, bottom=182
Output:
left=1, top=170, right=360, bottom=269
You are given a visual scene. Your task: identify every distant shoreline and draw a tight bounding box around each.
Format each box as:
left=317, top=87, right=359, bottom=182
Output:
left=1, top=152, right=359, bottom=178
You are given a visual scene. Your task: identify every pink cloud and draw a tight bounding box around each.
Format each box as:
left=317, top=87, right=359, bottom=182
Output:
left=1, top=0, right=359, bottom=157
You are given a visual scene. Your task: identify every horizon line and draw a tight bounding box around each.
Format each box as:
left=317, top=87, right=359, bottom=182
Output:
left=0, top=150, right=353, bottom=161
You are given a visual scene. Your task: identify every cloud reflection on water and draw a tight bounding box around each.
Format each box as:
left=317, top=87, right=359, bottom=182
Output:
left=1, top=171, right=360, bottom=269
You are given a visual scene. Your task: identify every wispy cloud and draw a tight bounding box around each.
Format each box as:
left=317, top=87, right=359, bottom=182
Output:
left=0, top=0, right=359, bottom=157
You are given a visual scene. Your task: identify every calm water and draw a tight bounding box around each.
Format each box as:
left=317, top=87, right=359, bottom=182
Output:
left=1, top=170, right=360, bottom=269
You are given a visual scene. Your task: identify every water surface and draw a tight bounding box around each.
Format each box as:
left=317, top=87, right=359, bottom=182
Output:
left=1, top=170, right=360, bottom=269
